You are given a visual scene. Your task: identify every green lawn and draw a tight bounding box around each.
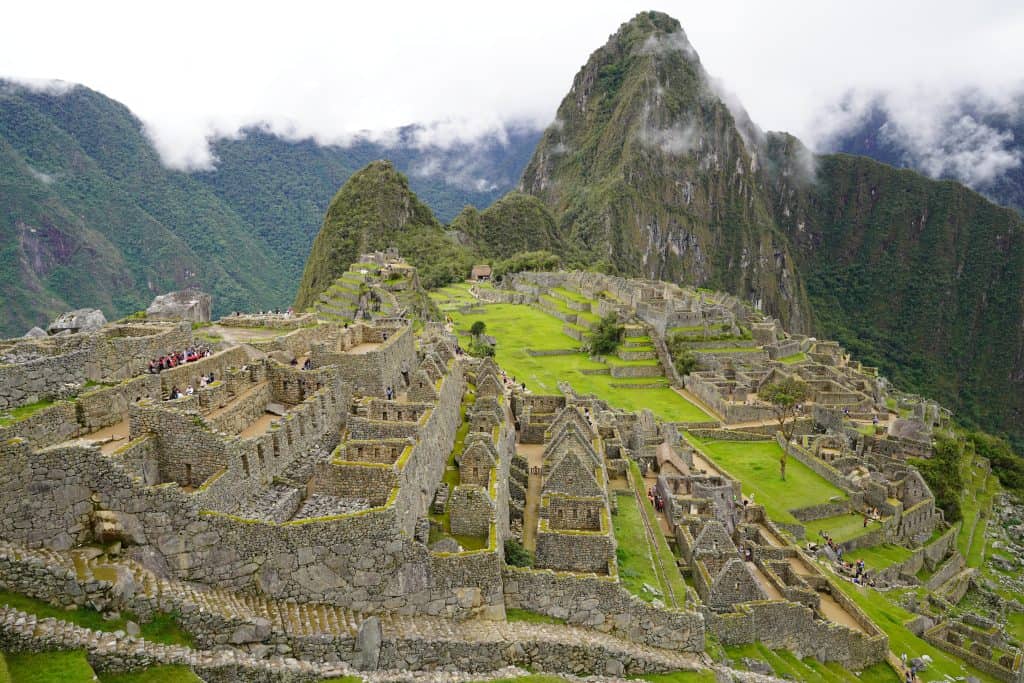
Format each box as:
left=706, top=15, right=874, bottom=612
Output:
left=629, top=462, right=688, bottom=606
left=634, top=671, right=717, bottom=682
left=439, top=299, right=710, bottom=422
left=505, top=608, right=566, bottom=625
left=552, top=286, right=592, bottom=304
left=958, top=458, right=997, bottom=568
left=0, top=590, right=192, bottom=646
left=804, top=513, right=878, bottom=544
left=99, top=666, right=203, bottom=682
left=843, top=544, right=914, bottom=569
left=832, top=581, right=998, bottom=682
left=778, top=352, right=808, bottom=364
left=5, top=651, right=96, bottom=683
left=724, top=642, right=898, bottom=682
left=0, top=398, right=55, bottom=427
left=613, top=492, right=664, bottom=602
left=685, top=437, right=846, bottom=524
left=1008, top=610, right=1024, bottom=642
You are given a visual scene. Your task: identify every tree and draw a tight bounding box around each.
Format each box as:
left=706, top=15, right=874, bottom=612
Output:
left=589, top=314, right=625, bottom=355
left=758, top=377, right=811, bottom=480
left=667, top=331, right=698, bottom=376
left=470, top=320, right=487, bottom=339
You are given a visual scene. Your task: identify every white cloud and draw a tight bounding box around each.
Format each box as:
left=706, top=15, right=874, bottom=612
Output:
left=1, top=1, right=1022, bottom=172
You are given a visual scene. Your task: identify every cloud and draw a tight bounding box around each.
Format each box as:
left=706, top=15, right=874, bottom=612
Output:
left=1, top=1, right=1022, bottom=175
left=811, top=87, right=1024, bottom=189
left=27, top=166, right=55, bottom=185
left=2, top=77, right=77, bottom=95
left=639, top=30, right=698, bottom=61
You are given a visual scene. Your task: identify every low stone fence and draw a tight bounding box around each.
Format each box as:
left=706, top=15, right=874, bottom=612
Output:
left=525, top=349, right=578, bottom=357
left=923, top=622, right=1021, bottom=683
left=216, top=314, right=316, bottom=330
left=502, top=566, right=704, bottom=652
left=870, top=526, right=957, bottom=585
left=78, top=374, right=163, bottom=431
left=0, top=400, right=79, bottom=448
left=610, top=365, right=662, bottom=379
left=791, top=499, right=854, bottom=523
left=688, top=429, right=767, bottom=442
left=707, top=595, right=887, bottom=670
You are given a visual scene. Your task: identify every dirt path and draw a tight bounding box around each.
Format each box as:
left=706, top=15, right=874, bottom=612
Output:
left=748, top=563, right=784, bottom=600
left=345, top=342, right=382, bottom=355
left=817, top=590, right=865, bottom=632
left=239, top=413, right=277, bottom=440
left=519, top=442, right=545, bottom=552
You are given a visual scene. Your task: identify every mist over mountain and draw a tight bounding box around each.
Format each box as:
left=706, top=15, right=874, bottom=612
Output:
left=818, top=89, right=1024, bottom=215
left=0, top=80, right=538, bottom=335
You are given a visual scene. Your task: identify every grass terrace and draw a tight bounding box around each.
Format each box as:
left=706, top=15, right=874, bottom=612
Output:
left=0, top=589, right=192, bottom=646
left=843, top=544, right=914, bottom=569
left=432, top=291, right=711, bottom=422
left=99, top=667, right=204, bottom=682
left=804, top=513, right=878, bottom=544
left=723, top=643, right=899, bottom=682
left=0, top=398, right=55, bottom=427
left=778, top=352, right=808, bottom=364
left=685, top=437, right=847, bottom=525
left=613, top=491, right=665, bottom=602
left=832, top=581, right=998, bottom=682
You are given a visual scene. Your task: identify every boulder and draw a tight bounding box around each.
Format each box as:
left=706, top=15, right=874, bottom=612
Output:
left=23, top=326, right=47, bottom=339
left=146, top=289, right=212, bottom=322
left=354, top=616, right=382, bottom=670
left=47, top=308, right=107, bottom=335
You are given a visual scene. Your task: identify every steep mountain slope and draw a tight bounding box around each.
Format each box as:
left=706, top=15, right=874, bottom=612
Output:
left=0, top=81, right=292, bottom=334
left=0, top=82, right=538, bottom=336
left=449, top=192, right=561, bottom=260
left=766, top=136, right=1024, bottom=445
left=194, top=125, right=541, bottom=284
left=517, top=11, right=1024, bottom=447
left=822, top=93, right=1024, bottom=216
left=519, top=11, right=810, bottom=330
left=294, top=161, right=474, bottom=310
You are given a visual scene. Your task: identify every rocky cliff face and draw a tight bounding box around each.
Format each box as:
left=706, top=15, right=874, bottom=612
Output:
left=519, top=11, right=810, bottom=330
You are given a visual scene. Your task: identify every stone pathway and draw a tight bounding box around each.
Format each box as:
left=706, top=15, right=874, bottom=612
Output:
left=518, top=442, right=545, bottom=552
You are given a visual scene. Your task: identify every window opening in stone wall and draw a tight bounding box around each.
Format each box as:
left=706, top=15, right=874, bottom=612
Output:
left=242, top=454, right=250, bottom=477
left=185, top=463, right=192, bottom=487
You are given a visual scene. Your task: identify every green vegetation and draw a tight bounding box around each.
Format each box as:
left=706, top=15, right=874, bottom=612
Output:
left=724, top=642, right=898, bottom=682
left=505, top=608, right=565, bottom=624
left=613, top=492, right=662, bottom=600
left=491, top=250, right=562, bottom=280
left=778, top=352, right=808, bottom=364
left=0, top=589, right=192, bottom=646
left=5, top=651, right=95, bottom=682
left=589, top=313, right=625, bottom=355
left=757, top=378, right=811, bottom=479
left=99, top=666, right=203, bottom=683
left=842, top=544, right=914, bottom=569
left=434, top=289, right=711, bottom=422
left=804, top=513, right=876, bottom=544
left=450, top=192, right=561, bottom=260
left=295, top=161, right=475, bottom=309
left=0, top=398, right=55, bottom=426
left=832, top=580, right=997, bottom=682
left=503, top=538, right=534, bottom=567
left=665, top=332, right=697, bottom=376
left=633, top=671, right=717, bottom=683
left=911, top=435, right=966, bottom=523
left=686, top=437, right=846, bottom=524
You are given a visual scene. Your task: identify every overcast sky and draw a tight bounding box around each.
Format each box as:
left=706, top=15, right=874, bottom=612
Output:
left=4, top=1, right=1023, bottom=170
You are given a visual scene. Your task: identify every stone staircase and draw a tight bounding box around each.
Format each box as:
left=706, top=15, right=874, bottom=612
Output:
left=0, top=542, right=709, bottom=676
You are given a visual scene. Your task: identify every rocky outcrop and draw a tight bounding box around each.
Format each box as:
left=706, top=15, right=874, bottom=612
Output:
left=47, top=308, right=107, bottom=335
left=146, top=289, right=212, bottom=322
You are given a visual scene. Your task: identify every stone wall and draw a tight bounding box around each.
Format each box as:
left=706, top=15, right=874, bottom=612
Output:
left=707, top=598, right=887, bottom=670
left=503, top=566, right=704, bottom=652
left=312, top=324, right=415, bottom=398
left=0, top=400, right=79, bottom=448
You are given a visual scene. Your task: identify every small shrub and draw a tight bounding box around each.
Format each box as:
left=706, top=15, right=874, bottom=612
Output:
left=504, top=539, right=534, bottom=567
left=589, top=314, right=624, bottom=355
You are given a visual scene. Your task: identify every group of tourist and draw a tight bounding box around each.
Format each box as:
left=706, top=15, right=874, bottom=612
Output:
left=167, top=372, right=216, bottom=401
left=646, top=486, right=667, bottom=512
left=147, top=346, right=213, bottom=373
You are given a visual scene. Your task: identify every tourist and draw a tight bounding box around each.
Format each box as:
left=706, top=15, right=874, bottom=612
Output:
left=303, top=358, right=312, bottom=370
left=208, top=372, right=215, bottom=384
left=185, top=385, right=194, bottom=396
left=169, top=386, right=180, bottom=400
left=863, top=514, right=869, bottom=528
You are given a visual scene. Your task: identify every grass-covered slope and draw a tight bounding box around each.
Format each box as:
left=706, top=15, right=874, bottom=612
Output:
left=294, top=161, right=475, bottom=309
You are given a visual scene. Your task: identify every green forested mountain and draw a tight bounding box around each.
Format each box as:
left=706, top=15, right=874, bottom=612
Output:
left=449, top=192, right=561, bottom=260
left=0, top=82, right=293, bottom=332
left=0, top=82, right=539, bottom=336
left=518, top=11, right=810, bottom=330
left=293, top=160, right=474, bottom=310
left=508, top=11, right=1024, bottom=447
